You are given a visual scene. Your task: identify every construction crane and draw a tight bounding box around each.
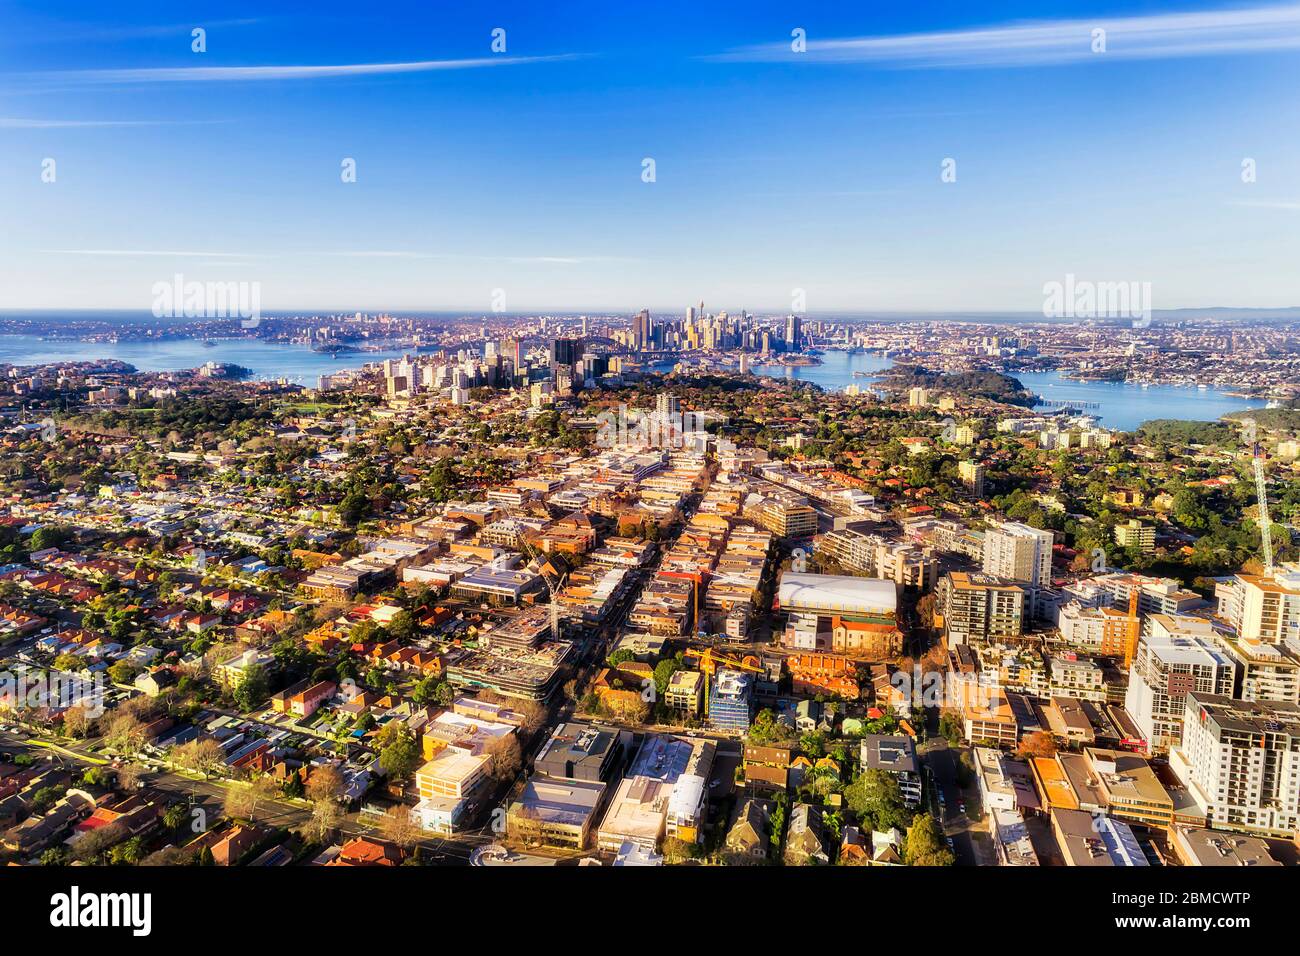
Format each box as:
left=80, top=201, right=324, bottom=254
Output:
left=1254, top=442, right=1275, bottom=572
left=683, top=648, right=764, bottom=718
left=521, top=543, right=568, bottom=644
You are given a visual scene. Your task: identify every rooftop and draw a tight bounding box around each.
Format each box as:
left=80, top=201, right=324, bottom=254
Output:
left=777, top=572, right=898, bottom=615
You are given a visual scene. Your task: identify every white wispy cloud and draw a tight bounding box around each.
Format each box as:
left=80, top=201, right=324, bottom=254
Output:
left=21, top=18, right=262, bottom=44
left=43, top=249, right=254, bottom=257
left=34, top=54, right=581, bottom=84
left=713, top=4, right=1300, bottom=68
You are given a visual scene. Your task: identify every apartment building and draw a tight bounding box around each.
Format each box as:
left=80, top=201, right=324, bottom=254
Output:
left=1211, top=570, right=1300, bottom=703
left=1114, top=519, right=1156, bottom=554
left=413, top=748, right=494, bottom=834
left=938, top=572, right=1025, bottom=646
left=1174, top=693, right=1300, bottom=836
left=507, top=777, right=607, bottom=850
left=708, top=669, right=754, bottom=732
left=958, top=459, right=986, bottom=497
left=742, top=489, right=818, bottom=539
left=1216, top=565, right=1300, bottom=646
left=664, top=669, right=704, bottom=717
left=1056, top=601, right=1140, bottom=658
left=982, top=521, right=1054, bottom=587
left=213, top=648, right=276, bottom=691
left=1094, top=572, right=1205, bottom=618
left=964, top=688, right=1021, bottom=746
left=816, top=529, right=938, bottom=591
left=1047, top=653, right=1106, bottom=702
left=1216, top=636, right=1300, bottom=704
left=1124, top=615, right=1236, bottom=753
left=1082, top=748, right=1176, bottom=830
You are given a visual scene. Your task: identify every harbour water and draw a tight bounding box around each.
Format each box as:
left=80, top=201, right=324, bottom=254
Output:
left=0, top=334, right=419, bottom=385
left=0, top=332, right=1268, bottom=430
left=754, top=350, right=1267, bottom=431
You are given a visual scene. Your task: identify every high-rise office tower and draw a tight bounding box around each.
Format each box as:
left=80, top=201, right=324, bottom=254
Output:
left=551, top=337, right=583, bottom=371
left=785, top=314, right=802, bottom=352
left=632, top=309, right=652, bottom=351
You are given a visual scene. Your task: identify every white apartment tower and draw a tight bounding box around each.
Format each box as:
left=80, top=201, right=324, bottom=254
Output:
left=1175, top=693, right=1300, bottom=836
left=1124, top=615, right=1236, bottom=753
left=982, top=521, right=1054, bottom=588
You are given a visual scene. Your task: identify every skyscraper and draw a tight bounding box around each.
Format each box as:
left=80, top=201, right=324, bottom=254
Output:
left=551, top=337, right=583, bottom=371
left=632, top=309, right=651, bottom=351
left=784, top=314, right=802, bottom=352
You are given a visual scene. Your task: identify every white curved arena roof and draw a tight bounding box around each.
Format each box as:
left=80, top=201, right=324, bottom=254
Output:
left=777, top=572, right=898, bottom=615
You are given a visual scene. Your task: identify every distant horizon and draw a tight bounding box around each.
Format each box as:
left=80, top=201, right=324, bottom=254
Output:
left=2, top=306, right=1300, bottom=325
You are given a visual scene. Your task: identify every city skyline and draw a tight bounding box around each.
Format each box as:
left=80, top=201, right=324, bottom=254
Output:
left=3, top=1, right=1300, bottom=313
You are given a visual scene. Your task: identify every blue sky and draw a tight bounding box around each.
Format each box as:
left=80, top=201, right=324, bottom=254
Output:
left=1, top=1, right=1298, bottom=314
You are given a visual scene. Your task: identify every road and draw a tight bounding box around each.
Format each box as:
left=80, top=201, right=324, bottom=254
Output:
left=918, top=737, right=997, bottom=867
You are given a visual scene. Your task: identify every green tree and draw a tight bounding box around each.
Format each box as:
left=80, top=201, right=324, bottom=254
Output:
left=904, top=813, right=955, bottom=867
left=386, top=610, right=416, bottom=642
left=606, top=648, right=635, bottom=668
left=162, top=804, right=189, bottom=831
left=377, top=722, right=421, bottom=780
left=40, top=847, right=70, bottom=866
left=283, top=769, right=305, bottom=799
left=107, top=660, right=139, bottom=685
left=110, top=836, right=146, bottom=865
left=233, top=665, right=269, bottom=712
left=746, top=708, right=795, bottom=745
left=652, top=656, right=683, bottom=695
left=938, top=711, right=964, bottom=746
left=843, top=769, right=911, bottom=831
